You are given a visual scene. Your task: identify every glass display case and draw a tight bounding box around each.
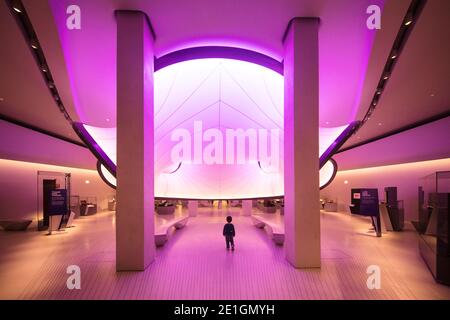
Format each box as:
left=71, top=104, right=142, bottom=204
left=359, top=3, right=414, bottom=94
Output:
left=417, top=171, right=450, bottom=286
left=384, top=187, right=405, bottom=231
left=79, top=196, right=98, bottom=216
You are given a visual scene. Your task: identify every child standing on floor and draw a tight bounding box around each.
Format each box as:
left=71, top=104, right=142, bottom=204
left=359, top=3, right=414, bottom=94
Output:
left=223, top=216, right=235, bottom=251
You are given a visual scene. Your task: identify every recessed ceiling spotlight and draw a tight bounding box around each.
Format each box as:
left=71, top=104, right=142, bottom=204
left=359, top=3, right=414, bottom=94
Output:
left=31, top=40, right=38, bottom=50
left=378, top=122, right=382, bottom=126
left=404, top=13, right=413, bottom=26
left=106, top=118, right=110, bottom=122
left=41, top=66, right=48, bottom=73
left=430, top=93, right=435, bottom=97
left=13, top=6, right=22, bottom=13
left=344, top=180, right=349, bottom=185
left=390, top=50, right=398, bottom=59
left=376, top=90, right=382, bottom=95
left=383, top=75, right=389, bottom=80
left=0, top=98, right=4, bottom=102
left=48, top=82, right=55, bottom=89
left=325, top=121, right=329, bottom=125
left=85, top=180, right=90, bottom=184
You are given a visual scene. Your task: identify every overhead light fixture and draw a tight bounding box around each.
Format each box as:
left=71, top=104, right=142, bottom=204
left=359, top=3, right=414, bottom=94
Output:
left=390, top=50, right=398, bottom=60
left=11, top=0, right=22, bottom=13
left=41, top=65, right=48, bottom=73
left=31, top=40, right=38, bottom=50
left=378, top=123, right=382, bottom=126
left=0, top=98, right=4, bottom=102
left=383, top=74, right=390, bottom=80
left=344, top=180, right=349, bottom=185
left=404, top=13, right=413, bottom=26
left=48, top=82, right=55, bottom=89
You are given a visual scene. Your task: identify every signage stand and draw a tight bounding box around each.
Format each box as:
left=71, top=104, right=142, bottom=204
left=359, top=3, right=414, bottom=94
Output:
left=46, top=189, right=68, bottom=236
left=351, top=188, right=382, bottom=237
left=37, top=171, right=71, bottom=231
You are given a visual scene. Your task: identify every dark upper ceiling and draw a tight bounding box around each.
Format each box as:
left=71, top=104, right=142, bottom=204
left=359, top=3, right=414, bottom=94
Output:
left=343, top=0, right=450, bottom=148
left=0, top=0, right=448, bottom=155
left=0, top=0, right=81, bottom=143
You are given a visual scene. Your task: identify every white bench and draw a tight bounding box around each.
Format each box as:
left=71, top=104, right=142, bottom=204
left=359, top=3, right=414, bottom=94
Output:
left=251, top=215, right=284, bottom=245
left=155, top=216, right=188, bottom=247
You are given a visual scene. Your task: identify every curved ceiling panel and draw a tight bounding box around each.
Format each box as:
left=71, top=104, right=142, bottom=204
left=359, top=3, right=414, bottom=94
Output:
left=48, top=0, right=384, bottom=127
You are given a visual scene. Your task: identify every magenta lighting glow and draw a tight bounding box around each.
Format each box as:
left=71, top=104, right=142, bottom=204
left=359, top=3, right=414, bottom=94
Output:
left=79, top=58, right=348, bottom=199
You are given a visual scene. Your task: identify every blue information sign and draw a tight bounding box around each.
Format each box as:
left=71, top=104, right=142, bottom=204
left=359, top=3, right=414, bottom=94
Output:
left=351, top=188, right=379, bottom=217
left=48, top=189, right=67, bottom=216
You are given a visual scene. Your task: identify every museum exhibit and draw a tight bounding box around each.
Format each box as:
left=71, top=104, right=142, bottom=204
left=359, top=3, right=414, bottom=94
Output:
left=0, top=0, right=449, bottom=305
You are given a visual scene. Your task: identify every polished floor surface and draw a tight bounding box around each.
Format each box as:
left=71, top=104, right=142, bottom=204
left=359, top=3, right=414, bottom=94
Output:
left=0, top=207, right=449, bottom=300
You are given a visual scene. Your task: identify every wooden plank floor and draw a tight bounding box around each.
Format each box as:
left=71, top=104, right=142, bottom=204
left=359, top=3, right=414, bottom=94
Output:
left=0, top=207, right=449, bottom=300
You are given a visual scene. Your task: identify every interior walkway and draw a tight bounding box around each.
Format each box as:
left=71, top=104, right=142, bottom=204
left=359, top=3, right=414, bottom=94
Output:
left=0, top=207, right=449, bottom=300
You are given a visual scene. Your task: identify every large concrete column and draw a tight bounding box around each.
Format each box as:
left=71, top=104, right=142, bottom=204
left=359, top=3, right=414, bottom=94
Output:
left=283, top=18, right=320, bottom=268
left=116, top=11, right=155, bottom=271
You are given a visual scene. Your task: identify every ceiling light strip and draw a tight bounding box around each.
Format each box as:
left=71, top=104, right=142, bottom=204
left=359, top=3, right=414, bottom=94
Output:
left=351, top=0, right=427, bottom=142
left=6, top=0, right=74, bottom=126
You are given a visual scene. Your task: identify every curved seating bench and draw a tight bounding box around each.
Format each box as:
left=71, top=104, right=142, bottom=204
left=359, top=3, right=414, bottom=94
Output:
left=155, top=216, right=188, bottom=247
left=156, top=205, right=176, bottom=215
left=251, top=215, right=284, bottom=245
